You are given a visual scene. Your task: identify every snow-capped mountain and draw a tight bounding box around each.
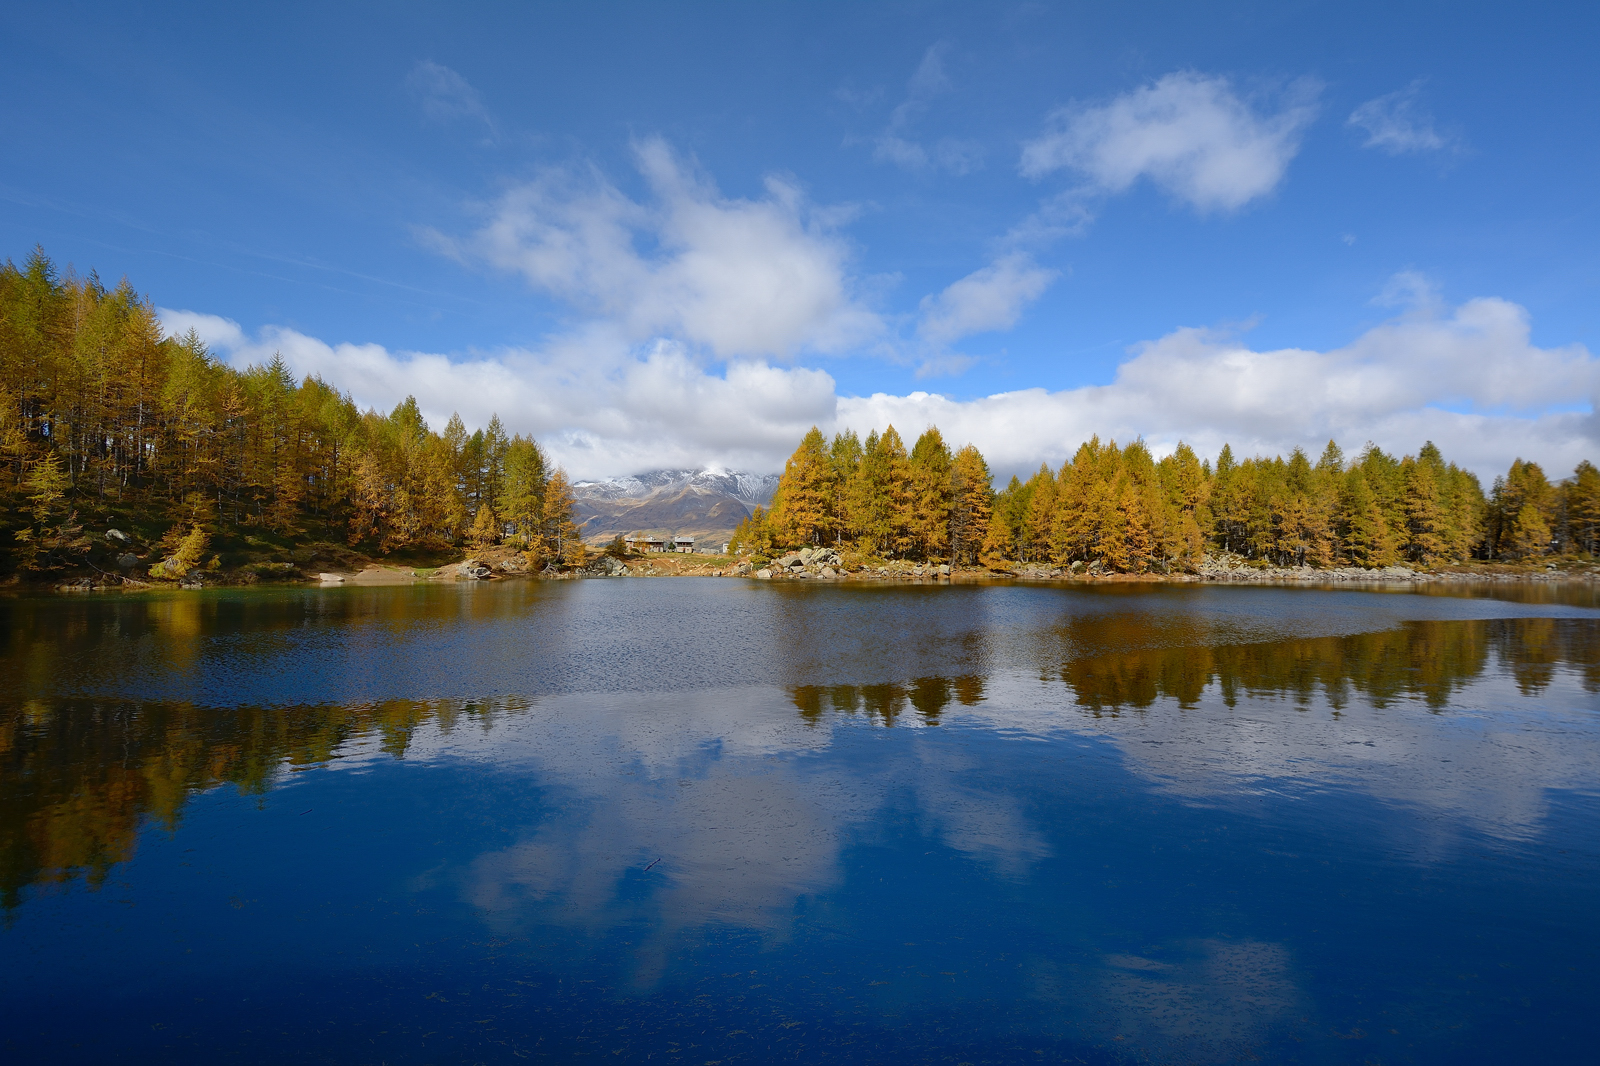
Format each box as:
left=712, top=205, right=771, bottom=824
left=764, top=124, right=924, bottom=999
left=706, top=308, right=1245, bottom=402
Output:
left=570, top=470, right=780, bottom=546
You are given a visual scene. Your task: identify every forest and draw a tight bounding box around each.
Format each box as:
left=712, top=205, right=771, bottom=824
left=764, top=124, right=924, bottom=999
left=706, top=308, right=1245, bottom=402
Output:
left=736, top=422, right=1599, bottom=572
left=0, top=249, right=585, bottom=577
left=4, top=246, right=1597, bottom=581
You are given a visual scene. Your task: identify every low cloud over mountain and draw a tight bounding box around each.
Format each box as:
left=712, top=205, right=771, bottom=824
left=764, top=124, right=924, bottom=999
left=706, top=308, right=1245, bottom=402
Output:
left=570, top=470, right=780, bottom=547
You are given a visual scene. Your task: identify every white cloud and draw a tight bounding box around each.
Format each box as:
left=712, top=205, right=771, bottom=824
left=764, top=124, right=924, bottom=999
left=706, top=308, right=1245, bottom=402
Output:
left=407, top=60, right=495, bottom=133
left=158, top=309, right=245, bottom=351
left=433, top=138, right=881, bottom=359
left=1349, top=80, right=1454, bottom=154
left=1372, top=269, right=1442, bottom=312
left=162, top=278, right=1599, bottom=483
left=917, top=253, right=1057, bottom=347
left=156, top=310, right=838, bottom=480
left=1021, top=71, right=1319, bottom=213
left=151, top=141, right=1065, bottom=477
left=838, top=285, right=1599, bottom=482
left=871, top=44, right=985, bottom=175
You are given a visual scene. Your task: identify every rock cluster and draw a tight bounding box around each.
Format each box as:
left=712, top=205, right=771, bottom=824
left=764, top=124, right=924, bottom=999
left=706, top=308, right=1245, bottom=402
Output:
left=760, top=546, right=846, bottom=579
left=746, top=552, right=965, bottom=581
left=584, top=555, right=629, bottom=576
left=1196, top=555, right=1421, bottom=584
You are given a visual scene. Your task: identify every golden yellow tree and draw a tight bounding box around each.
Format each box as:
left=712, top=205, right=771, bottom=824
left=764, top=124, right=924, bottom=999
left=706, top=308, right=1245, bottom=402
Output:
left=542, top=468, right=585, bottom=567
left=770, top=426, right=835, bottom=547
left=908, top=427, right=953, bottom=560
left=948, top=443, right=992, bottom=565
left=980, top=507, right=1015, bottom=568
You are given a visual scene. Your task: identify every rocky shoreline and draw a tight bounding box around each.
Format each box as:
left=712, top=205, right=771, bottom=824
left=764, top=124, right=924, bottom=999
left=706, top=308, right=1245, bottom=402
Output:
left=35, top=539, right=1600, bottom=592
left=998, top=553, right=1599, bottom=587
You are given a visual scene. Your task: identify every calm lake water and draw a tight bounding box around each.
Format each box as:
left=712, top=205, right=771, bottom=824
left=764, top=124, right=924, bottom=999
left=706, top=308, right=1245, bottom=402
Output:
left=3, top=579, right=1598, bottom=1064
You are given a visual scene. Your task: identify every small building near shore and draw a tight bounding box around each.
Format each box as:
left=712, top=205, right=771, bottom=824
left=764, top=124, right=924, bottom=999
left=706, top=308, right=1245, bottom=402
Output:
left=622, top=534, right=696, bottom=554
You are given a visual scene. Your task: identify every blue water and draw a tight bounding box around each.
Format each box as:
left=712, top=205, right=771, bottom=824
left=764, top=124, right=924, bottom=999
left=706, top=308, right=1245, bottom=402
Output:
left=2, top=580, right=1597, bottom=1063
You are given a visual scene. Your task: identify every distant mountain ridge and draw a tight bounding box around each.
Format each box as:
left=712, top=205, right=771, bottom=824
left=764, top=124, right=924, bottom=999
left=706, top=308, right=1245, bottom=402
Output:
left=570, top=469, right=780, bottom=547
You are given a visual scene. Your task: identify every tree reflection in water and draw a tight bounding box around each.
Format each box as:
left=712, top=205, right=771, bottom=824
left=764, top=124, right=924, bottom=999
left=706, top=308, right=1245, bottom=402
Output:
left=792, top=619, right=1596, bottom=721
left=3, top=618, right=1595, bottom=913
left=0, top=696, right=530, bottom=910
left=790, top=675, right=988, bottom=726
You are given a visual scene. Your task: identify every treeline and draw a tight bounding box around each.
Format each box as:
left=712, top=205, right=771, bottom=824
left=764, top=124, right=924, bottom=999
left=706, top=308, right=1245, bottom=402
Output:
left=0, top=248, right=584, bottom=573
left=737, top=423, right=1600, bottom=571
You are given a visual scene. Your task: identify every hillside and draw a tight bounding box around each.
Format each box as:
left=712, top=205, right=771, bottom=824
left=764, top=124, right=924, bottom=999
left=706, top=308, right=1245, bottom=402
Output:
left=571, top=470, right=779, bottom=548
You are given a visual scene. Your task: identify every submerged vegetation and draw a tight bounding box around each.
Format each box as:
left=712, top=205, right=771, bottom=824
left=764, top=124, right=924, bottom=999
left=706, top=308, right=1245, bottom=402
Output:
left=0, top=248, right=580, bottom=580
left=736, top=424, right=1599, bottom=573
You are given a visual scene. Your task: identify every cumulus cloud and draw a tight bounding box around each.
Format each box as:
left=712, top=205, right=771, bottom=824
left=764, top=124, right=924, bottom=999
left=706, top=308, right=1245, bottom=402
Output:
left=872, top=44, right=985, bottom=175
left=407, top=60, right=496, bottom=133
left=1349, top=80, right=1455, bottom=154
left=154, top=140, right=1070, bottom=476
left=159, top=308, right=244, bottom=350
left=432, top=138, right=881, bottom=359
left=156, top=309, right=837, bottom=480
left=1021, top=71, right=1320, bottom=213
left=840, top=286, right=1599, bottom=482
left=917, top=253, right=1056, bottom=347
left=161, top=278, right=1599, bottom=483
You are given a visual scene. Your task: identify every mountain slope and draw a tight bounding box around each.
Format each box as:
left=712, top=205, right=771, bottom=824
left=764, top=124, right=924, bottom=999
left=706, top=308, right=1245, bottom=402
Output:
left=570, top=470, right=779, bottom=547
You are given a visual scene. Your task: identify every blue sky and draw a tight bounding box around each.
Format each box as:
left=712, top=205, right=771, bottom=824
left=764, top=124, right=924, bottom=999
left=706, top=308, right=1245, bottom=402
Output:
left=3, top=1, right=1596, bottom=479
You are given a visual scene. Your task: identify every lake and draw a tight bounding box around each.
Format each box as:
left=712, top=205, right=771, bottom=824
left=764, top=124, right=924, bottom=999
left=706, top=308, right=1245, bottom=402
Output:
left=3, top=578, right=1598, bottom=1064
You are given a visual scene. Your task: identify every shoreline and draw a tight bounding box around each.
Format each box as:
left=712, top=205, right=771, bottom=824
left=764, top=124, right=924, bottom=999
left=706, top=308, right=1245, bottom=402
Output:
left=21, top=549, right=1600, bottom=594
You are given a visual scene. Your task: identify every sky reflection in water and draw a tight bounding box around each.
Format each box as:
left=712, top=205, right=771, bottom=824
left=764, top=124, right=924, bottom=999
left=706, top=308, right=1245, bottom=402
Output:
left=2, top=581, right=1597, bottom=1064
